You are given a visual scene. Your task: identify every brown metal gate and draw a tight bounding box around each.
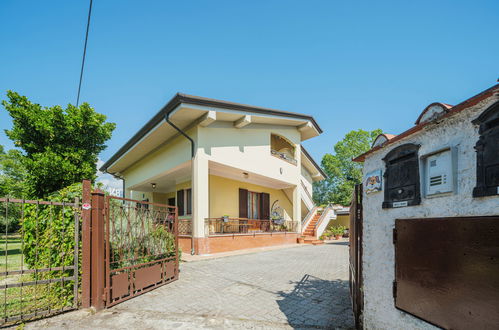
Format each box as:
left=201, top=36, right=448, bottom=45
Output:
left=349, top=184, right=363, bottom=329
left=394, top=216, right=499, bottom=329
left=103, top=196, right=179, bottom=307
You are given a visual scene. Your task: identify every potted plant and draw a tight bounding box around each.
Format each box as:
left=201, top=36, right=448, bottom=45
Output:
left=331, top=226, right=345, bottom=240
left=326, top=230, right=334, bottom=240
left=222, top=215, right=229, bottom=223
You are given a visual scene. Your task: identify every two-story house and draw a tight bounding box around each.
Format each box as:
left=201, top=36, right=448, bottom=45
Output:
left=100, top=94, right=328, bottom=255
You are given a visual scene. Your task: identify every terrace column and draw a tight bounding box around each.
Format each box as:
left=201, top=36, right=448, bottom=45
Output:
left=293, top=185, right=302, bottom=233
left=294, top=145, right=302, bottom=234
left=192, top=148, right=209, bottom=254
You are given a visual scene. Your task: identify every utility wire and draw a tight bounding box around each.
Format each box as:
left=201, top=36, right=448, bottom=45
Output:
left=76, top=0, right=93, bottom=107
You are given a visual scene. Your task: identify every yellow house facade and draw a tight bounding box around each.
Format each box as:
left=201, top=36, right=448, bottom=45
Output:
left=100, top=93, right=326, bottom=255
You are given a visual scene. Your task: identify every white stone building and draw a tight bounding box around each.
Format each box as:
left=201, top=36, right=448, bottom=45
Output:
left=352, top=84, right=499, bottom=329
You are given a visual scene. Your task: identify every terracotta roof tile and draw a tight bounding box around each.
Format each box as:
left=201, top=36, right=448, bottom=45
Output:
left=353, top=84, right=499, bottom=162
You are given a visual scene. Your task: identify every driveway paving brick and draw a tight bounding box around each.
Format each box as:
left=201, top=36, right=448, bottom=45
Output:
left=26, top=241, right=354, bottom=329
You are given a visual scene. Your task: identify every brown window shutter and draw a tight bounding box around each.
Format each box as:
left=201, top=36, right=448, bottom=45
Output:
left=260, top=193, right=270, bottom=220
left=239, top=188, right=248, bottom=218
left=186, top=188, right=192, bottom=215
left=177, top=190, right=184, bottom=216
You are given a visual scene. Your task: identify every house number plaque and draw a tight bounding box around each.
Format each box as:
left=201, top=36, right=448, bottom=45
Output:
left=393, top=201, right=408, bottom=208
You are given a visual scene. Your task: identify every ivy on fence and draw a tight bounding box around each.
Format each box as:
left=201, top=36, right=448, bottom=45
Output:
left=21, top=183, right=81, bottom=309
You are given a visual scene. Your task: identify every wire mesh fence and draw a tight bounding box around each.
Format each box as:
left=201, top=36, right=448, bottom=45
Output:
left=0, top=197, right=80, bottom=326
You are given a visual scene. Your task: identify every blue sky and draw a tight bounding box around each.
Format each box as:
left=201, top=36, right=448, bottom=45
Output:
left=1, top=0, right=498, bottom=165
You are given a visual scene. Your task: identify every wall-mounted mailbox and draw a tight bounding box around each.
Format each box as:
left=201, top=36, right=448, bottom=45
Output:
left=382, top=144, right=421, bottom=208
left=473, top=100, right=499, bottom=197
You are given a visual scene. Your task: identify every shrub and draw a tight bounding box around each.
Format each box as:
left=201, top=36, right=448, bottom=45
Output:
left=0, top=211, right=21, bottom=233
left=107, top=200, right=180, bottom=270
left=331, top=225, right=346, bottom=236
left=22, top=183, right=82, bottom=308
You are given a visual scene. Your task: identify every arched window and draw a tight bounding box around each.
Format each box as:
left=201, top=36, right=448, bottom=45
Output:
left=472, top=101, right=499, bottom=197
left=270, top=134, right=297, bottom=165
left=382, top=144, right=421, bottom=208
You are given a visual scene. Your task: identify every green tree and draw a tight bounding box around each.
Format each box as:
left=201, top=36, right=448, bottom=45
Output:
left=2, top=91, right=116, bottom=198
left=0, top=145, right=28, bottom=232
left=314, top=128, right=382, bottom=206
left=0, top=145, right=28, bottom=197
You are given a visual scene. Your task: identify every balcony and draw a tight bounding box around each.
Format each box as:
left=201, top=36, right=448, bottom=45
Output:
left=205, top=218, right=298, bottom=236
left=270, top=134, right=297, bottom=165
left=271, top=149, right=298, bottom=165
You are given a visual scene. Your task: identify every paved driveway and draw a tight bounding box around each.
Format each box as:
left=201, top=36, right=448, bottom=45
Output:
left=28, top=242, right=354, bottom=329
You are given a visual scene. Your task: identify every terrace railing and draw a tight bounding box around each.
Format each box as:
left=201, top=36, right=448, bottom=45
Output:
left=204, top=218, right=298, bottom=236
left=270, top=149, right=297, bottom=165
left=178, top=219, right=192, bottom=236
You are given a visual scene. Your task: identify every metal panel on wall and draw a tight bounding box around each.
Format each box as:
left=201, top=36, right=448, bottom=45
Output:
left=394, top=217, right=499, bottom=330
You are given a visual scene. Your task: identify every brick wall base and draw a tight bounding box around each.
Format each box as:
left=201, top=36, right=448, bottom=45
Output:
left=179, top=236, right=193, bottom=255
left=179, top=233, right=299, bottom=255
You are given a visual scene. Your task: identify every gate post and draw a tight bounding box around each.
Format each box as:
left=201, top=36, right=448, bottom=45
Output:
left=91, top=189, right=106, bottom=310
left=81, top=180, right=92, bottom=308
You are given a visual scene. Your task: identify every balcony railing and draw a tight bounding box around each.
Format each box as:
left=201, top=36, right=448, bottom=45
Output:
left=205, top=218, right=298, bottom=236
left=271, top=149, right=297, bottom=165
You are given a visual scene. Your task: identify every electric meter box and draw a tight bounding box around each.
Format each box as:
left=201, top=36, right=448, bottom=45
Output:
left=424, top=148, right=455, bottom=196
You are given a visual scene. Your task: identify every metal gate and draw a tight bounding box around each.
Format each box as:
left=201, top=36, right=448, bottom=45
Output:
left=103, top=196, right=179, bottom=307
left=394, top=216, right=499, bottom=329
left=0, top=197, right=80, bottom=326
left=349, top=184, right=363, bottom=329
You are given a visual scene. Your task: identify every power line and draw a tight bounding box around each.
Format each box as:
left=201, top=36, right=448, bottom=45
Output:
left=76, top=0, right=93, bottom=107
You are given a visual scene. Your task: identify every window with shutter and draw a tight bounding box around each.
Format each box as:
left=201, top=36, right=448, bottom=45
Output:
left=382, top=144, right=421, bottom=208
left=168, top=198, right=175, bottom=207
left=260, top=193, right=270, bottom=220
left=177, top=190, right=184, bottom=216
left=239, top=189, right=270, bottom=219
left=239, top=188, right=248, bottom=218
left=473, top=101, right=499, bottom=197
left=186, top=189, right=192, bottom=215
left=247, top=192, right=260, bottom=219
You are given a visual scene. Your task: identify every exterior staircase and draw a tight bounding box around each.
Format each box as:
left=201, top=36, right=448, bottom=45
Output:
left=300, top=212, right=324, bottom=245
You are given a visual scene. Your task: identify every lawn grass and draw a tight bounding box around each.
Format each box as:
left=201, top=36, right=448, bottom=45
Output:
left=0, top=234, right=24, bottom=272
left=0, top=281, right=73, bottom=324
left=0, top=234, right=76, bottom=325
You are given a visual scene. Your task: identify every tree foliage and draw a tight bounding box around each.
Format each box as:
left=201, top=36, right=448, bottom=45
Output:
left=0, top=145, right=28, bottom=197
left=2, top=91, right=116, bottom=198
left=0, top=145, right=28, bottom=231
left=314, top=128, right=382, bottom=206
